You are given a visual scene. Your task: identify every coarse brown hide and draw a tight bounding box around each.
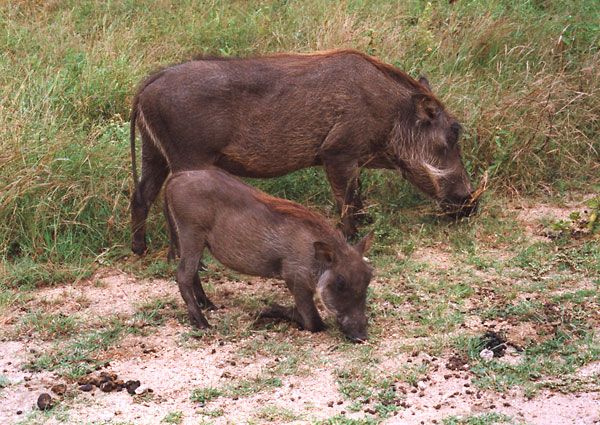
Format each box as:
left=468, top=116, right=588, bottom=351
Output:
left=130, top=50, right=476, bottom=254
left=164, top=169, right=374, bottom=342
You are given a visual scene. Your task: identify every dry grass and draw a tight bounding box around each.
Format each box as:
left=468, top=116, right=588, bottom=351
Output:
left=0, top=0, right=599, bottom=265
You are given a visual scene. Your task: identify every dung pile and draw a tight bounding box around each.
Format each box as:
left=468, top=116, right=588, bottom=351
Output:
left=77, top=371, right=150, bottom=395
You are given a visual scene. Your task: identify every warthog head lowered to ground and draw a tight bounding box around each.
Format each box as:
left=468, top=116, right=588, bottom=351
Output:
left=387, top=77, right=477, bottom=217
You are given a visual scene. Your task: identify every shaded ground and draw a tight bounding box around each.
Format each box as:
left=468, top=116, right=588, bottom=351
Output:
left=1, top=195, right=598, bottom=424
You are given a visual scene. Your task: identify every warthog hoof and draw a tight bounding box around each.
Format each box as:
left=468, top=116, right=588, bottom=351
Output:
left=131, top=240, right=147, bottom=256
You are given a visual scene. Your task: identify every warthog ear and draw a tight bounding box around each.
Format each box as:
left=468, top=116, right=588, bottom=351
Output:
left=355, top=231, right=374, bottom=255
left=413, top=93, right=441, bottom=123
left=314, top=241, right=335, bottom=265
left=419, top=76, right=432, bottom=91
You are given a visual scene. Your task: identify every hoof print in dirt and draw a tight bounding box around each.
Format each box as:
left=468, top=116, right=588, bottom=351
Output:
left=37, top=393, right=53, bottom=411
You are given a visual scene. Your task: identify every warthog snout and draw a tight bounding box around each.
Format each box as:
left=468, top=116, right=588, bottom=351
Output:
left=337, top=314, right=368, bottom=343
left=442, top=192, right=479, bottom=219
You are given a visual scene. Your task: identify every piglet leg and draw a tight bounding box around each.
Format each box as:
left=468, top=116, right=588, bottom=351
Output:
left=176, top=254, right=210, bottom=328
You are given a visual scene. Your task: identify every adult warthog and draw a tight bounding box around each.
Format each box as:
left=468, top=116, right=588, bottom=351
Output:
left=130, top=50, right=476, bottom=255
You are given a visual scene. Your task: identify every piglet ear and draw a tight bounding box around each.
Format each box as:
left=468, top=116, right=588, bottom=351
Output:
left=419, top=76, right=432, bottom=91
left=413, top=93, right=441, bottom=123
left=355, top=231, right=374, bottom=256
left=314, top=241, right=335, bottom=265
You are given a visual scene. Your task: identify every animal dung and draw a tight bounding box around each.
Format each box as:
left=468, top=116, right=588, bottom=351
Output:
left=36, top=393, right=53, bottom=411
left=76, top=372, right=147, bottom=396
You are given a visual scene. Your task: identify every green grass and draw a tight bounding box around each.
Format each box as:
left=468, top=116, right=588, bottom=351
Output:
left=253, top=405, right=300, bottom=423
left=161, top=411, right=183, bottom=424
left=190, top=387, right=223, bottom=404
left=443, top=412, right=514, bottom=425
left=1, top=0, right=599, bottom=270
left=25, top=318, right=131, bottom=378
left=17, top=310, right=79, bottom=340
left=314, top=416, right=379, bottom=425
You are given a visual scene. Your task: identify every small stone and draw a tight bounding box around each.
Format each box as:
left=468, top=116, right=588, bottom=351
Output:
left=51, top=384, right=67, bottom=395
left=16, top=410, right=22, bottom=415
left=479, top=348, right=494, bottom=361
left=337, top=400, right=343, bottom=405
left=434, top=404, right=441, bottom=410
left=79, top=384, right=94, bottom=392
left=327, top=401, right=334, bottom=407
left=211, top=349, right=216, bottom=354
left=37, top=393, right=53, bottom=411
left=417, top=381, right=427, bottom=390
left=134, top=385, right=149, bottom=395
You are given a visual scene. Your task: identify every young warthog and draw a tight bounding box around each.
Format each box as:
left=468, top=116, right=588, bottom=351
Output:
left=164, top=169, right=374, bottom=342
left=131, top=50, right=476, bottom=255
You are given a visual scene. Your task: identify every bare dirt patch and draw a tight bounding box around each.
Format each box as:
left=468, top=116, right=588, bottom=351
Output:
left=1, top=268, right=598, bottom=424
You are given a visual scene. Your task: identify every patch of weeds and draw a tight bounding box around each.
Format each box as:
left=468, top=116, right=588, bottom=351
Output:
left=0, top=286, right=30, bottom=314
left=13, top=404, right=71, bottom=425
left=443, top=412, right=514, bottom=424
left=132, top=297, right=181, bottom=328
left=200, top=408, right=224, bottom=418
left=335, top=352, right=406, bottom=418
left=17, top=310, right=79, bottom=340
left=240, top=337, right=309, bottom=376
left=191, top=375, right=283, bottom=404
left=314, top=415, right=379, bottom=425
left=126, top=258, right=177, bottom=279
left=481, top=299, right=545, bottom=322
left=1, top=258, right=92, bottom=290
left=544, top=197, right=600, bottom=239
left=179, top=328, right=214, bottom=346
left=227, top=375, right=282, bottom=398
left=161, top=411, right=183, bottom=424
left=253, top=405, right=299, bottom=422
left=460, top=327, right=599, bottom=395
left=0, top=375, right=10, bottom=392
left=190, top=387, right=223, bottom=404
left=25, top=318, right=129, bottom=378
left=510, top=242, right=554, bottom=274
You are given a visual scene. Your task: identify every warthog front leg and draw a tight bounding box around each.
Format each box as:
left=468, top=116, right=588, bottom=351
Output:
left=324, top=161, right=362, bottom=238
